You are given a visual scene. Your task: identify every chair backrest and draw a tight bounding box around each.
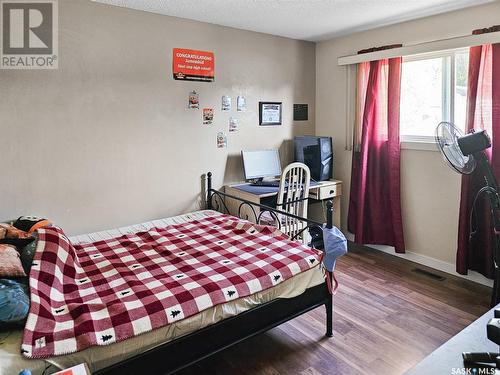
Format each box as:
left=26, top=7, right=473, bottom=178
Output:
left=276, top=162, right=311, bottom=241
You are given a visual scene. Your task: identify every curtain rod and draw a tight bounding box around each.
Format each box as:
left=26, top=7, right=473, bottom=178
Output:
left=337, top=31, right=500, bottom=66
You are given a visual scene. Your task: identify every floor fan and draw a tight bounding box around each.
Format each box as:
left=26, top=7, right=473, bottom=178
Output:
left=436, top=121, right=500, bottom=307
left=436, top=122, right=500, bottom=370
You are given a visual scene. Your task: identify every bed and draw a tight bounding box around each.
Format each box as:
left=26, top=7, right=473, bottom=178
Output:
left=0, top=173, right=334, bottom=375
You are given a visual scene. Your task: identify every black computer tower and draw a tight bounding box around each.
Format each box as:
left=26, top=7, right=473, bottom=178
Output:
left=294, top=136, right=333, bottom=181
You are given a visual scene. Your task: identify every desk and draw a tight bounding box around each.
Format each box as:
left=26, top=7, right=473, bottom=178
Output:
left=405, top=305, right=499, bottom=374
left=224, top=180, right=342, bottom=228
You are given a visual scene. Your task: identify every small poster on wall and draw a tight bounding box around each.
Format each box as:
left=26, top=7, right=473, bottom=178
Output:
left=188, top=91, right=199, bottom=109
left=259, top=102, right=282, bottom=126
left=173, top=48, right=215, bottom=82
left=217, top=132, right=227, bottom=148
left=222, top=95, right=231, bottom=111
left=237, top=96, right=247, bottom=112
left=203, top=108, right=214, bottom=125
left=293, top=104, right=308, bottom=121
left=229, top=117, right=238, bottom=132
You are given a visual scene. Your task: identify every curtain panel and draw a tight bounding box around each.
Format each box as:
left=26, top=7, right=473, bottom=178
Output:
left=457, top=33, right=500, bottom=278
left=348, top=57, right=406, bottom=253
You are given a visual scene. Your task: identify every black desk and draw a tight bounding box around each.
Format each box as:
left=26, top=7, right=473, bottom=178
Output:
left=405, top=306, right=499, bottom=374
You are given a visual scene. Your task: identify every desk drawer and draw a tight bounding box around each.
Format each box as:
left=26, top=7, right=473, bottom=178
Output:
left=310, top=183, right=341, bottom=200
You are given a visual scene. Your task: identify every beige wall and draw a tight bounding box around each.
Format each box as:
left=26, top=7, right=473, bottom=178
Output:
left=0, top=0, right=315, bottom=235
left=316, top=1, right=500, bottom=266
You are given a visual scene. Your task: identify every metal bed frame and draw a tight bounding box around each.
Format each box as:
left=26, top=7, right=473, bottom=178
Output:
left=96, top=172, right=334, bottom=375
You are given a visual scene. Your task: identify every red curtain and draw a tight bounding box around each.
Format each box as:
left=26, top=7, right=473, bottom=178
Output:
left=457, top=37, right=500, bottom=278
left=348, top=57, right=406, bottom=253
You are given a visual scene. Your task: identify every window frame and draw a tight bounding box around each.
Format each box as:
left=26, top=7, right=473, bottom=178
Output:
left=400, top=48, right=469, bottom=149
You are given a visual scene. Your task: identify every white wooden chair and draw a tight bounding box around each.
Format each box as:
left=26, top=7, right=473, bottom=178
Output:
left=259, top=162, right=311, bottom=243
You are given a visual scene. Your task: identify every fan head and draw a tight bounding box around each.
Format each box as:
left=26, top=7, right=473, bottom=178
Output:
left=435, top=122, right=476, bottom=175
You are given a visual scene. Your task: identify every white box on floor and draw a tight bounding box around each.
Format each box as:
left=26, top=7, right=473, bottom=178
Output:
left=53, top=363, right=91, bottom=375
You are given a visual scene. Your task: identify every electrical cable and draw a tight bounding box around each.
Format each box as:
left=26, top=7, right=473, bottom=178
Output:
left=469, top=186, right=499, bottom=247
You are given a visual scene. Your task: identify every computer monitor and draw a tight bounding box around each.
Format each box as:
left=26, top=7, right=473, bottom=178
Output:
left=241, top=149, right=281, bottom=180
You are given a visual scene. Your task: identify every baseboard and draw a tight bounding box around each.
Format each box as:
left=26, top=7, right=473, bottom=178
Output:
left=366, top=244, right=493, bottom=287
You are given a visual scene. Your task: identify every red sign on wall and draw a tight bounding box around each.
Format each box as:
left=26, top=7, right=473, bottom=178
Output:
left=172, top=48, right=215, bottom=82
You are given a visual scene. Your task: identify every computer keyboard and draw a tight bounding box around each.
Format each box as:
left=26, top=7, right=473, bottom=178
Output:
left=250, top=180, right=319, bottom=188
left=250, top=180, right=281, bottom=187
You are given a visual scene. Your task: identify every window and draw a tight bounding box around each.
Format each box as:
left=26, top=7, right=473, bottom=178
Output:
left=400, top=49, right=469, bottom=143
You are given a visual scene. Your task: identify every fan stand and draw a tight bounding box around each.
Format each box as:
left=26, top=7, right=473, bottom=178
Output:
left=473, top=152, right=500, bottom=307
left=461, top=153, right=500, bottom=370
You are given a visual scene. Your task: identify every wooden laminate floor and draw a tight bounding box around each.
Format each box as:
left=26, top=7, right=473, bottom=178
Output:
left=177, top=244, right=491, bottom=375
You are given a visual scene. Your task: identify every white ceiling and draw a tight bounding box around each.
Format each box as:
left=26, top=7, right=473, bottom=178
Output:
left=94, top=0, right=495, bottom=41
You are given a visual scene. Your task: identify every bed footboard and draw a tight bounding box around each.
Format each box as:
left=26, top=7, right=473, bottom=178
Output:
left=205, top=171, right=334, bottom=236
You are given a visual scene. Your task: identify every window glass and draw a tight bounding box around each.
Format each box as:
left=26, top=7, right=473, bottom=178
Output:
left=454, top=52, right=469, bottom=131
left=399, top=50, right=469, bottom=141
left=400, top=57, right=444, bottom=137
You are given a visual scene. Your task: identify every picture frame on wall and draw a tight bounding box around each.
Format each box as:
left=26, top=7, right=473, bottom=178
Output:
left=259, top=102, right=282, bottom=126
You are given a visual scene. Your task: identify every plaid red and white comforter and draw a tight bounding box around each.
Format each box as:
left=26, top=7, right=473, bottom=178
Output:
left=22, top=214, right=322, bottom=358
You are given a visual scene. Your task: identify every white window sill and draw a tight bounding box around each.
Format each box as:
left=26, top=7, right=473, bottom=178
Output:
left=401, top=140, right=439, bottom=152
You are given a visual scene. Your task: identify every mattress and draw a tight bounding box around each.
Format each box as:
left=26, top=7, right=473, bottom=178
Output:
left=0, top=210, right=324, bottom=375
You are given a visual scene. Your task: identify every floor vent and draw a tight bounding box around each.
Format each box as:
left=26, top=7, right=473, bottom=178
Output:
left=411, top=268, right=446, bottom=281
